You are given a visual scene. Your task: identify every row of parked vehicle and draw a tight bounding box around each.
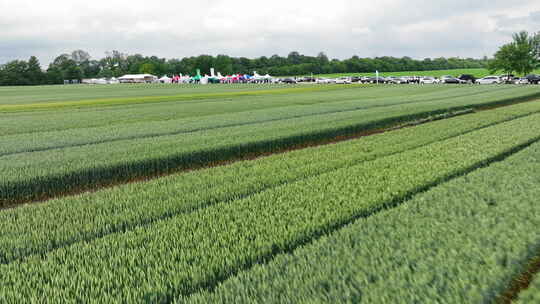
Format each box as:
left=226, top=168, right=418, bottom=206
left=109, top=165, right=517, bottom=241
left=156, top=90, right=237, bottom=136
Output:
left=278, top=74, right=540, bottom=85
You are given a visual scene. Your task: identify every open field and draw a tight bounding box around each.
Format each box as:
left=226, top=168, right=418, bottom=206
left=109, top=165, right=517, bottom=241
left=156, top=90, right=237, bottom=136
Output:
left=1, top=83, right=540, bottom=302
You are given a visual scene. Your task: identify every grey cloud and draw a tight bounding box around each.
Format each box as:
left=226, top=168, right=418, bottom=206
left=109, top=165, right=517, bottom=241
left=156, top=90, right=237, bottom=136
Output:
left=1, top=0, right=539, bottom=65
left=493, top=10, right=540, bottom=35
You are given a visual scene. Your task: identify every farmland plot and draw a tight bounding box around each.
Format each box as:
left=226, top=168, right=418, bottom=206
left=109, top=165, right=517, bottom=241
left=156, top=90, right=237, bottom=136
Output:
left=186, top=130, right=540, bottom=304
left=2, top=84, right=540, bottom=303
left=1, top=106, right=540, bottom=302
left=1, top=85, right=540, bottom=206
left=0, top=101, right=538, bottom=264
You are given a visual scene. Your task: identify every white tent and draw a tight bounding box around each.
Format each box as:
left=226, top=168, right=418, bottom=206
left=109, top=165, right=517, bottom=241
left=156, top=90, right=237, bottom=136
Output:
left=118, top=74, right=158, bottom=83
left=159, top=76, right=172, bottom=83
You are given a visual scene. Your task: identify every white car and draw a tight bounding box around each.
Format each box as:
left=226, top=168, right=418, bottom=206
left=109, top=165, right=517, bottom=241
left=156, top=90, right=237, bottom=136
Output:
left=316, top=78, right=331, bottom=84
left=516, top=77, right=529, bottom=85
left=476, top=76, right=501, bottom=84
left=335, top=77, right=352, bottom=84
left=420, top=77, right=438, bottom=84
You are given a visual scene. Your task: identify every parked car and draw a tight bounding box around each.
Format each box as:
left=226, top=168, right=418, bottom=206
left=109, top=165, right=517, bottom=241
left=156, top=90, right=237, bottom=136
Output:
left=396, top=77, right=409, bottom=84
left=297, top=77, right=316, bottom=83
left=359, top=77, right=371, bottom=83
left=498, top=75, right=517, bottom=84
left=281, top=78, right=297, bottom=84
left=419, top=77, right=438, bottom=84
left=515, top=77, right=529, bottom=85
left=476, top=76, right=501, bottom=84
left=407, top=76, right=421, bottom=84
left=441, top=76, right=460, bottom=84
left=526, top=74, right=540, bottom=84
left=335, top=77, right=352, bottom=84
left=386, top=76, right=401, bottom=84
left=458, top=74, right=476, bottom=84
left=316, top=78, right=331, bottom=84
left=350, top=76, right=363, bottom=83
left=365, top=76, right=386, bottom=84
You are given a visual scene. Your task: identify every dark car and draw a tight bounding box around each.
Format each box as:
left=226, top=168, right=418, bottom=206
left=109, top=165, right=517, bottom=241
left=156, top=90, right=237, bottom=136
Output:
left=365, top=76, right=386, bottom=84
left=458, top=74, right=476, bottom=84
left=526, top=74, right=540, bottom=84
left=281, top=78, right=297, bottom=84
left=297, top=77, right=316, bottom=83
left=350, top=76, right=363, bottom=83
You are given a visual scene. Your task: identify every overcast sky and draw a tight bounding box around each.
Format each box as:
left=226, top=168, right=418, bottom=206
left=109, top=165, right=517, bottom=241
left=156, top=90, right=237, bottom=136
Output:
left=1, top=0, right=539, bottom=65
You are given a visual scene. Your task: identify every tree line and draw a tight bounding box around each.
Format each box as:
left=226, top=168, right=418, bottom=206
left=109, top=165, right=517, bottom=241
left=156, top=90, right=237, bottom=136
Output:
left=0, top=50, right=489, bottom=86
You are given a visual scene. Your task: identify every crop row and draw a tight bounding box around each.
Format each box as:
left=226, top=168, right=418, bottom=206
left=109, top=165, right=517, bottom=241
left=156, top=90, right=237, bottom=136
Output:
left=0, top=85, right=507, bottom=155
left=2, top=89, right=540, bottom=206
left=0, top=84, right=526, bottom=136
left=185, top=130, right=540, bottom=304
left=1, top=102, right=537, bottom=264
left=2, top=111, right=540, bottom=302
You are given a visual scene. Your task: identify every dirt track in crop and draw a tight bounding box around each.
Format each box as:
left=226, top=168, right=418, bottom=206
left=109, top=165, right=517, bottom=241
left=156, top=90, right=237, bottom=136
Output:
left=496, top=253, right=540, bottom=304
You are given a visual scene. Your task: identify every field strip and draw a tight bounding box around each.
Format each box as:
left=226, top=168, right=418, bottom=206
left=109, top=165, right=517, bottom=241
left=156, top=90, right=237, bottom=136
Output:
left=0, top=84, right=472, bottom=112
left=0, top=84, right=357, bottom=106
left=0, top=95, right=472, bottom=156
left=0, top=84, right=504, bottom=136
left=3, top=98, right=540, bottom=209
left=497, top=252, right=540, bottom=303
left=184, top=140, right=540, bottom=304
left=0, top=85, right=363, bottom=112
left=0, top=86, right=521, bottom=156
left=1, top=112, right=539, bottom=301
left=1, top=105, right=532, bottom=264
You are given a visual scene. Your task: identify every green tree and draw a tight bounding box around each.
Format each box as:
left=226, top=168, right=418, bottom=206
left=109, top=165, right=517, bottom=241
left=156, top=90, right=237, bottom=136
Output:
left=26, top=56, right=45, bottom=84
left=214, top=55, right=233, bottom=75
left=139, top=63, right=156, bottom=74
left=489, top=31, right=540, bottom=76
left=48, top=54, right=82, bottom=81
left=0, top=60, right=30, bottom=85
